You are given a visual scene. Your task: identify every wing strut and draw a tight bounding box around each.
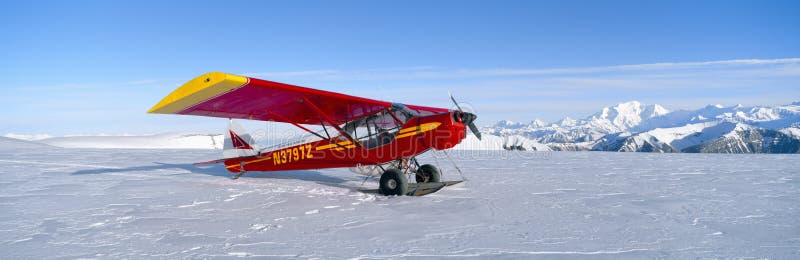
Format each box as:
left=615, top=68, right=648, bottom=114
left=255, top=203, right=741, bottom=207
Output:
left=266, top=110, right=328, bottom=141
left=301, top=96, right=359, bottom=146
left=320, top=122, right=331, bottom=139
left=266, top=110, right=354, bottom=151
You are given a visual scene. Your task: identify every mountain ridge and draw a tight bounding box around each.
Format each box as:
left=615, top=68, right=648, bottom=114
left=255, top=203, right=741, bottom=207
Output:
left=483, top=101, right=800, bottom=153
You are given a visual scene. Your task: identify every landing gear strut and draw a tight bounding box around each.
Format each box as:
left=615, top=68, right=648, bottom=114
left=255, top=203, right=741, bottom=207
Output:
left=372, top=157, right=460, bottom=196
left=377, top=157, right=444, bottom=195
left=232, top=162, right=246, bottom=180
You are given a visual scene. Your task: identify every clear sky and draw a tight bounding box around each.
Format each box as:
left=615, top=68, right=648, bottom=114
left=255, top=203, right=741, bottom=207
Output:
left=1, top=0, right=799, bottom=136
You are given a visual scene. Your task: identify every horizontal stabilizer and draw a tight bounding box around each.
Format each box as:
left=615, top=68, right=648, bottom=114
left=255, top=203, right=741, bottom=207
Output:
left=193, top=158, right=228, bottom=165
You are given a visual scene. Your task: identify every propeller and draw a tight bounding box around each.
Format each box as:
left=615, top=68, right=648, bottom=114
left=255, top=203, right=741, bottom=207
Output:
left=449, top=93, right=482, bottom=140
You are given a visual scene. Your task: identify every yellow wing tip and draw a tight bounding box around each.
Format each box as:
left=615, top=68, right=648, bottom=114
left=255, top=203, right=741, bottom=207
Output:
left=148, top=72, right=249, bottom=114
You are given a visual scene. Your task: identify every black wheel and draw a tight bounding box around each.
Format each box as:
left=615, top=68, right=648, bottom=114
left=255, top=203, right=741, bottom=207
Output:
left=379, top=169, right=408, bottom=196
left=415, top=164, right=441, bottom=183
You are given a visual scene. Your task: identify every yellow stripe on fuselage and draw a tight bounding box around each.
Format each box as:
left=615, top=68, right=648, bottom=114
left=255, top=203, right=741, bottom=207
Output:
left=332, top=144, right=357, bottom=151
left=225, top=156, right=272, bottom=169
left=315, top=122, right=442, bottom=151
left=394, top=122, right=441, bottom=139
left=397, top=126, right=417, bottom=134
left=315, top=140, right=353, bottom=151
left=148, top=72, right=248, bottom=114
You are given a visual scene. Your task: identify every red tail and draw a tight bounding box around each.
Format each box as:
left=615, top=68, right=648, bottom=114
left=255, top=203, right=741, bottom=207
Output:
left=229, top=130, right=253, bottom=149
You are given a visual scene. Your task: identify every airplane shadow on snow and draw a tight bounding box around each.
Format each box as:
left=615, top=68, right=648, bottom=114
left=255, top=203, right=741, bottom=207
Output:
left=70, top=162, right=366, bottom=190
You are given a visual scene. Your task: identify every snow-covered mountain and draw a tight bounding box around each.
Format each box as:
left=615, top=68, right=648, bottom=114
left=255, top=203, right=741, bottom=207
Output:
left=485, top=101, right=675, bottom=145
left=484, top=101, right=800, bottom=153
left=590, top=101, right=671, bottom=131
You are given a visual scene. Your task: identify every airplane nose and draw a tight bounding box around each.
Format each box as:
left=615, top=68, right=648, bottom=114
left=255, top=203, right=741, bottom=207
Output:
left=449, top=94, right=481, bottom=140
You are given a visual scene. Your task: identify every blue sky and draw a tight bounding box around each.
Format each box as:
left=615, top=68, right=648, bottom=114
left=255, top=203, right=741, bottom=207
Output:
left=1, top=0, right=799, bottom=135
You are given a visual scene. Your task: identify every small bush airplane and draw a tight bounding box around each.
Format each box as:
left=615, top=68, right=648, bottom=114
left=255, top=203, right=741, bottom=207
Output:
left=149, top=72, right=480, bottom=196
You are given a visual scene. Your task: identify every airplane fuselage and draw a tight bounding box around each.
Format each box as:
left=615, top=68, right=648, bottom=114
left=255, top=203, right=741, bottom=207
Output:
left=223, top=112, right=467, bottom=172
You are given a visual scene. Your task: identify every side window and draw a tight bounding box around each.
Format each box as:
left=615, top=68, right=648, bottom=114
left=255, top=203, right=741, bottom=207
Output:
left=337, top=110, right=409, bottom=149
left=359, top=111, right=406, bottom=149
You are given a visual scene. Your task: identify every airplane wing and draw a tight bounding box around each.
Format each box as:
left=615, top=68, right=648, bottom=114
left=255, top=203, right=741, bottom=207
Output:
left=148, top=72, right=448, bottom=125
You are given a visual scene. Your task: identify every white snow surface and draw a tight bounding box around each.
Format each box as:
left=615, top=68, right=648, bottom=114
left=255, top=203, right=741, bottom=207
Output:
left=0, top=145, right=798, bottom=258
left=2, top=133, right=53, bottom=141
left=0, top=137, right=55, bottom=151
left=39, top=132, right=224, bottom=149
left=453, top=134, right=552, bottom=151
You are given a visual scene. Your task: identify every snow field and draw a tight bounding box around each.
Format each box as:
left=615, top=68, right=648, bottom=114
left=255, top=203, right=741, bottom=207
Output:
left=0, top=147, right=798, bottom=258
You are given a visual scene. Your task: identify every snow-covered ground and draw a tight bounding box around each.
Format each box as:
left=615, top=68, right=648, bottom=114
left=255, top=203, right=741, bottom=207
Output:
left=39, top=132, right=224, bottom=149
left=0, top=146, right=798, bottom=258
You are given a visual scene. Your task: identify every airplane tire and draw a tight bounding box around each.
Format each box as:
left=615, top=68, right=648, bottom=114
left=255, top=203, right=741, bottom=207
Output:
left=416, top=164, right=441, bottom=183
left=379, top=169, right=408, bottom=196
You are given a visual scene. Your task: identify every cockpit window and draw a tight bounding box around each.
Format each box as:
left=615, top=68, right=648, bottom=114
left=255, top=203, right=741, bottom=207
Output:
left=342, top=109, right=409, bottom=149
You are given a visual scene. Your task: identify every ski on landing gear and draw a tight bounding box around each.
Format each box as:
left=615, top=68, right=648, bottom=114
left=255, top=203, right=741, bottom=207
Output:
left=359, top=180, right=463, bottom=196
left=358, top=158, right=464, bottom=196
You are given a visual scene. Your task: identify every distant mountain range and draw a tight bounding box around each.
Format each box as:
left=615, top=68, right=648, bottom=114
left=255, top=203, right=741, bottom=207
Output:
left=480, top=101, right=800, bottom=153
left=5, top=101, right=799, bottom=153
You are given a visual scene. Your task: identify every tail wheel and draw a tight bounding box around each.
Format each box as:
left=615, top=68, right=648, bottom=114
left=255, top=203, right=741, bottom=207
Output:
left=379, top=169, right=408, bottom=196
left=415, top=164, right=441, bottom=183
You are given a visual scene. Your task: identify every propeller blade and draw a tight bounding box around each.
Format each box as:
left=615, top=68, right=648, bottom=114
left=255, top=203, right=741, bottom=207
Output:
left=449, top=93, right=481, bottom=140
left=460, top=112, right=482, bottom=140
left=468, top=122, right=482, bottom=140
left=449, top=92, right=464, bottom=112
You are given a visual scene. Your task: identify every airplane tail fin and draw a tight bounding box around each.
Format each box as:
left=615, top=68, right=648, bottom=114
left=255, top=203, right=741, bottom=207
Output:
left=224, top=119, right=260, bottom=159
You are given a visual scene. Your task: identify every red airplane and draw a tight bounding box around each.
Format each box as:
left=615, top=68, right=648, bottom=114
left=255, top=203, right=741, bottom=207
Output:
left=149, top=72, right=481, bottom=196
